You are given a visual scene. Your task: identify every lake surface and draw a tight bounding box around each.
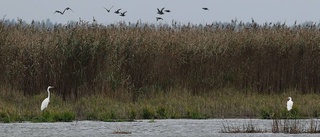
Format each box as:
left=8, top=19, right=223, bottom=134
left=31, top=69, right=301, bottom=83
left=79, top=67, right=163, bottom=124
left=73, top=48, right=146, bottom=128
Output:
left=1, top=119, right=320, bottom=137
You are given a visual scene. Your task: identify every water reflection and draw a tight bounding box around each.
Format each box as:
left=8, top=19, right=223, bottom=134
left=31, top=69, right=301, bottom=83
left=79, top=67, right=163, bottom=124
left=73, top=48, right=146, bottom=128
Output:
left=0, top=119, right=319, bottom=137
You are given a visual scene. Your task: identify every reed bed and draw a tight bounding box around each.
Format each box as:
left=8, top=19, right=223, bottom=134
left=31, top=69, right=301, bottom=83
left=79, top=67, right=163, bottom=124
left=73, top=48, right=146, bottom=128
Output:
left=1, top=86, right=320, bottom=122
left=221, top=119, right=320, bottom=134
left=221, top=120, right=267, bottom=133
left=1, top=20, right=320, bottom=121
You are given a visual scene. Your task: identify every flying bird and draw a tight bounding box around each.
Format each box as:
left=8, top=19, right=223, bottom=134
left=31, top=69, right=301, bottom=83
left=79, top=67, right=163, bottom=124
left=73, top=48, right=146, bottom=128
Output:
left=120, top=11, right=127, bottom=17
left=164, top=9, right=171, bottom=13
left=157, top=7, right=165, bottom=15
left=156, top=17, right=163, bottom=21
left=103, top=6, right=114, bottom=12
left=41, top=86, right=54, bottom=111
left=202, top=7, right=209, bottom=11
left=114, top=8, right=121, bottom=14
left=287, top=97, right=293, bottom=111
left=54, top=7, right=73, bottom=15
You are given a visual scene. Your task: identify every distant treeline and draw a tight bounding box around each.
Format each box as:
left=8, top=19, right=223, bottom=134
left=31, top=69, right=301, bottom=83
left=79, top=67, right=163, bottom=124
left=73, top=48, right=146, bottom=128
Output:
left=1, top=20, right=320, bottom=100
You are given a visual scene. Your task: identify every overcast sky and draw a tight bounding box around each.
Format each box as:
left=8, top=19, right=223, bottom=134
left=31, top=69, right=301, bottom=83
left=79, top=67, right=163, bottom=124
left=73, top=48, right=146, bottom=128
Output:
left=1, top=0, right=320, bottom=25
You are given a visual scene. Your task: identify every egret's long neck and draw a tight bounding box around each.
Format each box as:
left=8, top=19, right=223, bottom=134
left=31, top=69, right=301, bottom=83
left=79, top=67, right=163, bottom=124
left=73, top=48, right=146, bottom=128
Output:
left=47, top=88, right=50, bottom=99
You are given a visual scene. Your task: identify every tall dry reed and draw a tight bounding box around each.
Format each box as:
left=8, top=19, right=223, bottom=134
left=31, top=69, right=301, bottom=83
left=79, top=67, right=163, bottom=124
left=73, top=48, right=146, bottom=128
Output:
left=1, top=20, right=320, bottom=100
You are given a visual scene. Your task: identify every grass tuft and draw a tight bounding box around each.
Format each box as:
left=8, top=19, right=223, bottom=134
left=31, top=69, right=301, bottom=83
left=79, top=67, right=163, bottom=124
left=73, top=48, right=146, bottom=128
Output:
left=221, top=120, right=267, bottom=133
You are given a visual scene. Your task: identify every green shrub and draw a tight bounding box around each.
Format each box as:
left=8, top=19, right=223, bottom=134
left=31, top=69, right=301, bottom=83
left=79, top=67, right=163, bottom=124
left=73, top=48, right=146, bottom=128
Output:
left=156, top=107, right=167, bottom=119
left=100, top=110, right=118, bottom=122
left=55, top=111, right=76, bottom=122
left=86, top=112, right=98, bottom=120
left=259, top=108, right=275, bottom=119
left=34, top=111, right=55, bottom=122
left=278, top=107, right=299, bottom=119
left=287, top=107, right=299, bottom=119
left=129, top=110, right=136, bottom=119
left=141, top=108, right=155, bottom=119
left=186, top=111, right=206, bottom=119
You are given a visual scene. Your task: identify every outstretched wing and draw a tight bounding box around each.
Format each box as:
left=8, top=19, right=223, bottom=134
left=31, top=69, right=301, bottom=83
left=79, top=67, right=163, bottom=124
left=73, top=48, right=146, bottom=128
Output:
left=103, top=7, right=109, bottom=12
left=108, top=5, right=114, bottom=10
left=54, top=10, right=63, bottom=14
left=65, top=7, right=73, bottom=12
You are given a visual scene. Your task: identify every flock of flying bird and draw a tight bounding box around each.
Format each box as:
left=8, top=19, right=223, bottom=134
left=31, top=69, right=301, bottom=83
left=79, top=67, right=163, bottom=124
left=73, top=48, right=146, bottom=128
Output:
left=54, top=6, right=210, bottom=21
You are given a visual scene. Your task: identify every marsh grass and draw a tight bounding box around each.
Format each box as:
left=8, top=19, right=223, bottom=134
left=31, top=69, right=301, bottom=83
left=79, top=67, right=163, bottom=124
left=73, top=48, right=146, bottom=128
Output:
left=260, top=107, right=299, bottom=119
left=221, top=120, right=267, bottom=133
left=2, top=20, right=320, bottom=122
left=33, top=111, right=75, bottom=122
left=272, top=119, right=320, bottom=134
left=221, top=119, right=320, bottom=134
left=2, top=87, right=320, bottom=122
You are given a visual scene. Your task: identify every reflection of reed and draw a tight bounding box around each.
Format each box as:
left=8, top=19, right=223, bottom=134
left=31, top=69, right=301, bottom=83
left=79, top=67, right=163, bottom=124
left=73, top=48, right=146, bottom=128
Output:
left=222, top=119, right=320, bottom=134
left=221, top=120, right=267, bottom=133
left=272, top=119, right=320, bottom=134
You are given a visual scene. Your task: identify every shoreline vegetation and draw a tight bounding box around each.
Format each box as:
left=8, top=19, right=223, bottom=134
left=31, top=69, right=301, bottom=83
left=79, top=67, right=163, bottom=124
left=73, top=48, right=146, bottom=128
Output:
left=1, top=19, right=320, bottom=123
left=2, top=86, right=320, bottom=123
left=221, top=119, right=320, bottom=134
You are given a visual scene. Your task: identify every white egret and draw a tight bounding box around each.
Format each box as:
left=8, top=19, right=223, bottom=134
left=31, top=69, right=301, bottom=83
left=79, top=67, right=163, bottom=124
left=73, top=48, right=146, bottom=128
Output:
left=287, top=97, right=293, bottom=111
left=41, top=86, right=54, bottom=111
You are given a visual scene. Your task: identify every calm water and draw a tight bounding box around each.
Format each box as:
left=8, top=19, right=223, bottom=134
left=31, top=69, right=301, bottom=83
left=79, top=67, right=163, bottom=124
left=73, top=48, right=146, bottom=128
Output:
left=0, top=119, right=319, bottom=137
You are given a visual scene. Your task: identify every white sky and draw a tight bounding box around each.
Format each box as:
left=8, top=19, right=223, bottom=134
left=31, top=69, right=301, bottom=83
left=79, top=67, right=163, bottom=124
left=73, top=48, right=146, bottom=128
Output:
left=1, top=0, right=320, bottom=25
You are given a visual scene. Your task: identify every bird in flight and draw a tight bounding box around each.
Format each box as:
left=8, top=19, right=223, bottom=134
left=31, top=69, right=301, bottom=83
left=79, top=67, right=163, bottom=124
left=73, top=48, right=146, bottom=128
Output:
left=114, top=8, right=121, bottom=14
left=156, top=17, right=163, bottom=21
left=120, top=11, right=127, bottom=17
left=164, top=9, right=171, bottom=13
left=157, top=7, right=165, bottom=15
left=103, top=6, right=114, bottom=13
left=54, top=7, right=73, bottom=15
left=202, top=7, right=209, bottom=11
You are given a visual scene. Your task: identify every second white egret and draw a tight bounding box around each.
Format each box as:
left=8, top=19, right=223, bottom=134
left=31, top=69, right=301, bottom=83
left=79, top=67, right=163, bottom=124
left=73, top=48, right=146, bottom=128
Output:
left=287, top=97, right=293, bottom=111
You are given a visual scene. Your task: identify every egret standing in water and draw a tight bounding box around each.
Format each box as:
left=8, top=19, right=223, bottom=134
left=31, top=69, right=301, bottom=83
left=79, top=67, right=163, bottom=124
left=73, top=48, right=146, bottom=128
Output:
left=41, top=86, right=54, bottom=111
left=287, top=97, right=293, bottom=111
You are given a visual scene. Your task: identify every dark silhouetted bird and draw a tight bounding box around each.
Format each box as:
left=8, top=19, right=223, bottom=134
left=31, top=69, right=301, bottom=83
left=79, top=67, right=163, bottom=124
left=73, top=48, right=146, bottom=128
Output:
left=114, top=9, right=121, bottom=14
left=103, top=6, right=114, bottom=12
left=202, top=7, right=209, bottom=11
left=157, top=7, right=165, bottom=15
left=54, top=7, right=73, bottom=15
left=156, top=17, right=163, bottom=21
left=120, top=11, right=127, bottom=17
left=164, top=9, right=171, bottom=13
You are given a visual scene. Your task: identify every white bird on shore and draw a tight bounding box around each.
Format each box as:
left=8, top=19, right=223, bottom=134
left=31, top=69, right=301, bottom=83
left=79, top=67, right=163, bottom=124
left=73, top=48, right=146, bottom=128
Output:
left=41, top=86, right=54, bottom=111
left=287, top=97, right=293, bottom=111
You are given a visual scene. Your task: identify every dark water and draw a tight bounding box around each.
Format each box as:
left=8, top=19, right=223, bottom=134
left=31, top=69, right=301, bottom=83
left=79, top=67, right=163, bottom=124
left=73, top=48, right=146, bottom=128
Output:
left=0, top=119, right=319, bottom=137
